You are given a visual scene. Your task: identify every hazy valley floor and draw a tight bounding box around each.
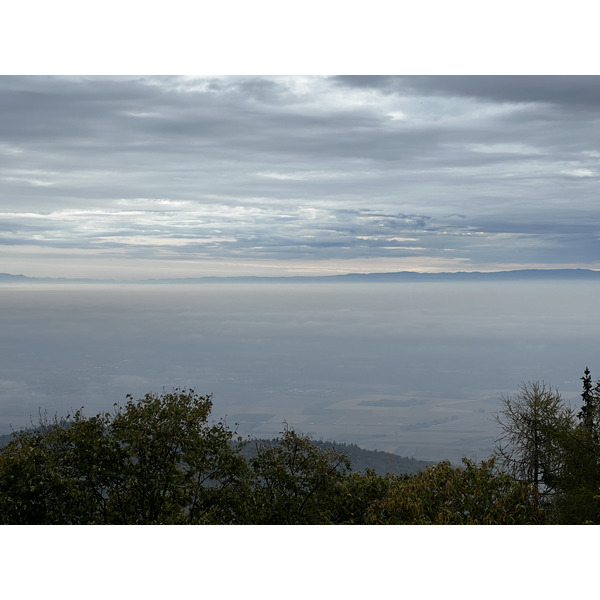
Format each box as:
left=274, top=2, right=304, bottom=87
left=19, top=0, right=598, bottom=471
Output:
left=1, top=280, right=598, bottom=463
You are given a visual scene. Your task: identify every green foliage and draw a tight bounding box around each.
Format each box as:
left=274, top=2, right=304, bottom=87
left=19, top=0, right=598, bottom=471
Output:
left=5, top=375, right=600, bottom=525
left=549, top=368, right=600, bottom=523
left=363, top=458, right=548, bottom=524
left=0, top=417, right=85, bottom=524
left=493, top=372, right=600, bottom=524
left=107, top=390, right=249, bottom=524
left=494, top=381, right=575, bottom=500
left=0, top=390, right=248, bottom=524
left=334, top=468, right=400, bottom=524
left=551, top=424, right=600, bottom=523
left=578, top=366, right=600, bottom=438
left=246, top=424, right=351, bottom=524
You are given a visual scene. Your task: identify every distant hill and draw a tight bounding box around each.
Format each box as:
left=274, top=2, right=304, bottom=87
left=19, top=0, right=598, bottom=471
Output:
left=332, top=268, right=600, bottom=282
left=2, top=269, right=600, bottom=285
left=239, top=438, right=434, bottom=475
left=0, top=273, right=115, bottom=284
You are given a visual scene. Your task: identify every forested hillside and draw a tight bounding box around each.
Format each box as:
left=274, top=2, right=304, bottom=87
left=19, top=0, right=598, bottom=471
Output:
left=239, top=439, right=433, bottom=476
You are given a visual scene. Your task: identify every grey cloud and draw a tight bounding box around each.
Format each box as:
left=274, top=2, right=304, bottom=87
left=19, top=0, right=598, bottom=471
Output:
left=330, top=75, right=397, bottom=90
left=332, top=75, right=600, bottom=109
left=2, top=75, right=600, bottom=276
left=0, top=76, right=439, bottom=165
left=409, top=76, right=600, bottom=109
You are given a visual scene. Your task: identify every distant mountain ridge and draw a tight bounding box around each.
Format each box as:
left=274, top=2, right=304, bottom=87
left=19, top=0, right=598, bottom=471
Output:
left=2, top=269, right=600, bottom=284
left=0, top=273, right=115, bottom=284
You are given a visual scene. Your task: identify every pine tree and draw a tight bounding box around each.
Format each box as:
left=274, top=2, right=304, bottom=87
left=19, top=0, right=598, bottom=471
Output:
left=554, top=368, right=600, bottom=522
left=579, top=366, right=597, bottom=436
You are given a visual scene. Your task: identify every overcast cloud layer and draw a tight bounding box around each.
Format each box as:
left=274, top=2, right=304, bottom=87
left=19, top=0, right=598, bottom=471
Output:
left=2, top=75, right=600, bottom=279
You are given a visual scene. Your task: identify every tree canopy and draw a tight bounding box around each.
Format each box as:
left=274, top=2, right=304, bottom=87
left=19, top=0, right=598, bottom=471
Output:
left=0, top=387, right=554, bottom=525
left=3, top=372, right=600, bottom=524
left=363, top=458, right=545, bottom=525
left=0, top=390, right=249, bottom=524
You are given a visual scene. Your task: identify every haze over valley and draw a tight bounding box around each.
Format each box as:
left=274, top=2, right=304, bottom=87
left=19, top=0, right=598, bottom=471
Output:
left=2, top=279, right=597, bottom=463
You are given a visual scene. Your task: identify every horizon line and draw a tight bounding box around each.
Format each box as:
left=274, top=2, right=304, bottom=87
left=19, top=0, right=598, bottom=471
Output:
left=2, top=267, right=600, bottom=284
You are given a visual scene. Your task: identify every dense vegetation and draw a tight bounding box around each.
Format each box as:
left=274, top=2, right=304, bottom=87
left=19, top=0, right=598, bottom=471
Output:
left=493, top=370, right=600, bottom=524
left=1, top=369, right=599, bottom=524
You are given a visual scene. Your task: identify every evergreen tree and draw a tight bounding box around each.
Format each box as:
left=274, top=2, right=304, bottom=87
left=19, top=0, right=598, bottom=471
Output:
left=555, top=367, right=600, bottom=523
left=579, top=367, right=597, bottom=435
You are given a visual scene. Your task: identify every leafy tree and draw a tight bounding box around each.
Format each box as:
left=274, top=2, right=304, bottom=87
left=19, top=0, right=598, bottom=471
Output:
left=333, top=468, right=400, bottom=524
left=247, top=424, right=351, bottom=524
left=363, top=458, right=548, bottom=524
left=0, top=389, right=249, bottom=524
left=107, top=390, right=249, bottom=524
left=0, top=413, right=93, bottom=524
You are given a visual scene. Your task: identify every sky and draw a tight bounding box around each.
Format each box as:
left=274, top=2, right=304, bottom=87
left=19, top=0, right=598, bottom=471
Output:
left=2, top=75, right=600, bottom=279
